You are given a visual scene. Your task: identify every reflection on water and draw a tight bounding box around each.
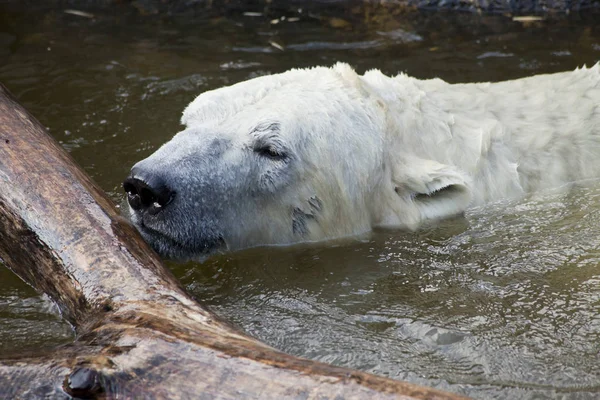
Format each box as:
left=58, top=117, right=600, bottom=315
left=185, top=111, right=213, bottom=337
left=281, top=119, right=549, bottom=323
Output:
left=0, top=267, right=73, bottom=354
left=172, top=185, right=600, bottom=398
left=1, top=5, right=600, bottom=398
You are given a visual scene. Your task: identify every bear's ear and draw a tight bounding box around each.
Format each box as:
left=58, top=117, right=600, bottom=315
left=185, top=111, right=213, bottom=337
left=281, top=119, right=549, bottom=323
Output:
left=392, top=158, right=472, bottom=222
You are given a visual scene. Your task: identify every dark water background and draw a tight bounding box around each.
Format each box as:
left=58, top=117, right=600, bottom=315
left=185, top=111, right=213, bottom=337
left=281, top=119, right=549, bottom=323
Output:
left=1, top=5, right=600, bottom=398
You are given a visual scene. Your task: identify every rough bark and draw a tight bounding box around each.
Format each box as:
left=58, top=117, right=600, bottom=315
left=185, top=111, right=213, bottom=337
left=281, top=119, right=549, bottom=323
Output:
left=0, top=83, right=468, bottom=399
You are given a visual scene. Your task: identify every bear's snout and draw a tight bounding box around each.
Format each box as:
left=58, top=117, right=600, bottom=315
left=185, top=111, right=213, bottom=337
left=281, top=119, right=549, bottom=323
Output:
left=123, top=172, right=175, bottom=216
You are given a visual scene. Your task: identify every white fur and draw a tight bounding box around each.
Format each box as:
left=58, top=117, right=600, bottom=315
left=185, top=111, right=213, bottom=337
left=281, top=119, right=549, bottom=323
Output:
left=133, top=63, right=600, bottom=255
left=360, top=63, right=600, bottom=229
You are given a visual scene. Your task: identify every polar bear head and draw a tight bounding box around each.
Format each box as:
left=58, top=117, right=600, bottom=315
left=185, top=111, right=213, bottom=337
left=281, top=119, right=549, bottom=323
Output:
left=124, top=64, right=472, bottom=259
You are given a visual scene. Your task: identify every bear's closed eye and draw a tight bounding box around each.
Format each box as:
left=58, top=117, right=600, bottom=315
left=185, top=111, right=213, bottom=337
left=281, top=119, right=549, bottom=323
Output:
left=255, top=145, right=286, bottom=160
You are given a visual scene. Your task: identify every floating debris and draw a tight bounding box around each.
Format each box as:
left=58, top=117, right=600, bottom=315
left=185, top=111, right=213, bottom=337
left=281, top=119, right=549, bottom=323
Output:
left=329, top=18, right=351, bottom=29
left=243, top=12, right=263, bottom=17
left=512, top=16, right=544, bottom=22
left=269, top=41, right=285, bottom=51
left=272, top=16, right=300, bottom=25
left=64, top=9, right=95, bottom=19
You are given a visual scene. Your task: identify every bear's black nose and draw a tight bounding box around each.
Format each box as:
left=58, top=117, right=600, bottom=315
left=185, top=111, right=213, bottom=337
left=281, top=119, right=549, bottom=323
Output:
left=123, top=174, right=175, bottom=216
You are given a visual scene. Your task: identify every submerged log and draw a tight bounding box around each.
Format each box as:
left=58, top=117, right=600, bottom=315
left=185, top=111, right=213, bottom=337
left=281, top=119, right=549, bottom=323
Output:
left=0, top=83, right=467, bottom=399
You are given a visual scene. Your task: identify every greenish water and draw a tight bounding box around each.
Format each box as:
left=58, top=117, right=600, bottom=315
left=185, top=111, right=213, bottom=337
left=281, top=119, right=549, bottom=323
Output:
left=1, top=6, right=600, bottom=398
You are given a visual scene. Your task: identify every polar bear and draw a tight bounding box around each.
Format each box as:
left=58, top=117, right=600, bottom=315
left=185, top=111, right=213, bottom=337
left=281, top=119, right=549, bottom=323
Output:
left=124, top=63, right=600, bottom=259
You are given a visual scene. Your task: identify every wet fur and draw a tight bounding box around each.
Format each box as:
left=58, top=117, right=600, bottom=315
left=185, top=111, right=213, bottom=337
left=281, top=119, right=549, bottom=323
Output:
left=128, top=63, right=600, bottom=259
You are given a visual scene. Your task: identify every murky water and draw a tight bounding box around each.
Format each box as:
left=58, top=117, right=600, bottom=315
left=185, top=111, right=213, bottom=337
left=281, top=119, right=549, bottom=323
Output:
left=1, top=5, right=600, bottom=398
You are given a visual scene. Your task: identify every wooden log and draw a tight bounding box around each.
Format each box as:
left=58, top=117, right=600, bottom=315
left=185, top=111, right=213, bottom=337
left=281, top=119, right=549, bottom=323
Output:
left=0, top=83, right=468, bottom=400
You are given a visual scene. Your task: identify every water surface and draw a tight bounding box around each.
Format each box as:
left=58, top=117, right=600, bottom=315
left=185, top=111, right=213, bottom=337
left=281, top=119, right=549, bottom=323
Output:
left=1, top=6, right=600, bottom=398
